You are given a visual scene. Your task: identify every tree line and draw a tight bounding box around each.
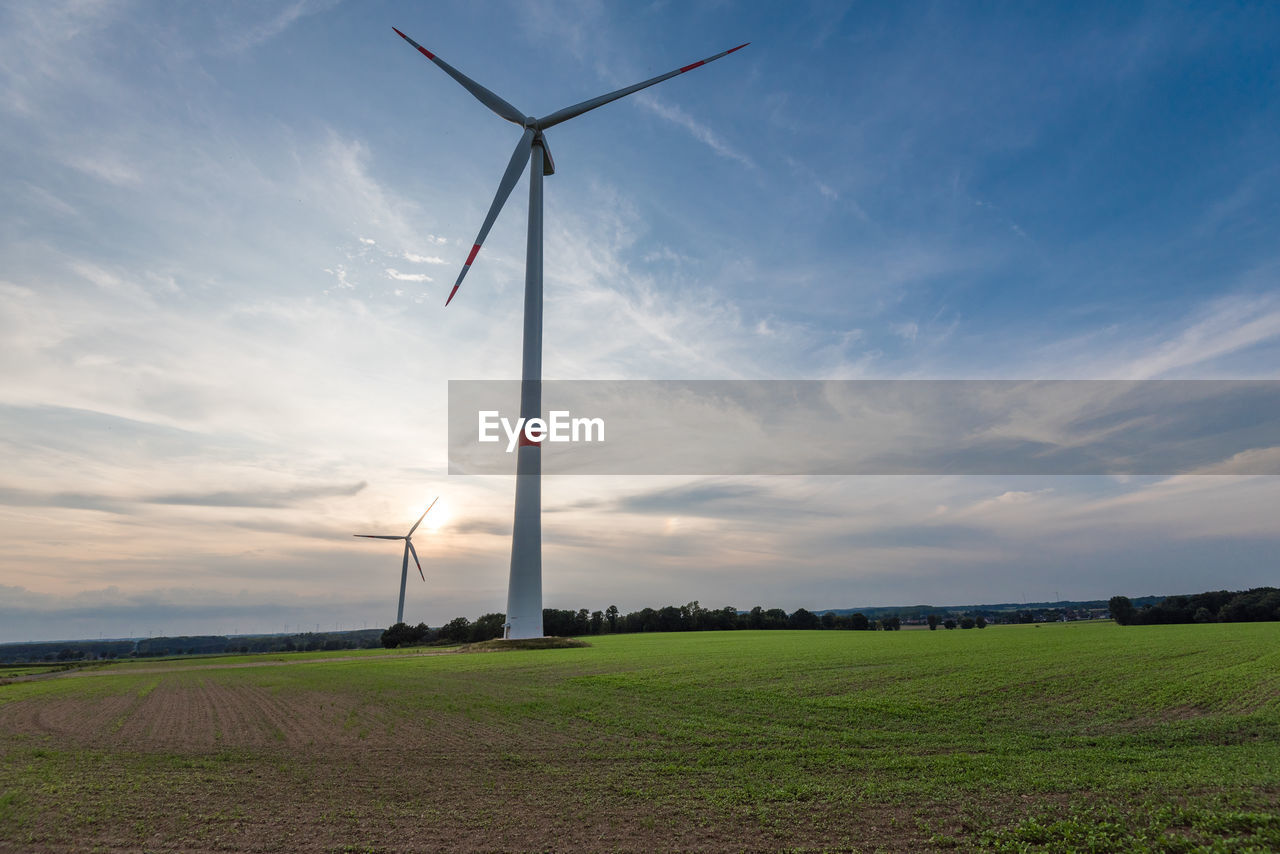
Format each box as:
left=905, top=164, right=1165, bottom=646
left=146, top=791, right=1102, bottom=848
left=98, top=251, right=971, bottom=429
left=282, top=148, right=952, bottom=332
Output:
left=378, top=602, right=999, bottom=648
left=0, top=630, right=385, bottom=664
left=1109, top=587, right=1280, bottom=626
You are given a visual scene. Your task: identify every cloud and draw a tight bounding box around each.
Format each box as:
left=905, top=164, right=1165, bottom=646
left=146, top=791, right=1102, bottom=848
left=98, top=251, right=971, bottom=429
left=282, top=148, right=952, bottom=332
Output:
left=403, top=252, right=446, bottom=264
left=891, top=321, right=919, bottom=343
left=1118, top=295, right=1280, bottom=379
left=0, top=481, right=367, bottom=511
left=634, top=93, right=755, bottom=170
left=782, top=154, right=849, bottom=206
left=146, top=481, right=367, bottom=508
left=63, top=153, right=140, bottom=186
left=385, top=268, right=432, bottom=283
left=0, top=487, right=130, bottom=515
left=217, top=0, right=338, bottom=54
left=323, top=266, right=354, bottom=289
left=0, top=583, right=390, bottom=642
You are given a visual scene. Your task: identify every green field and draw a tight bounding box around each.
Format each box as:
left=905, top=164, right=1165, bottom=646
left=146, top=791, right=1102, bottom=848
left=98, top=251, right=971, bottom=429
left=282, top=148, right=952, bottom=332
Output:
left=1, top=622, right=1277, bottom=852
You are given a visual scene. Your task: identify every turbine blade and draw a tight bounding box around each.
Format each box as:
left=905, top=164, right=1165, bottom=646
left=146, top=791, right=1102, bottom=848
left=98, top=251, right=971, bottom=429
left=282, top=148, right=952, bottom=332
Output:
left=446, top=127, right=535, bottom=305
left=392, top=28, right=526, bottom=126
left=536, top=42, right=749, bottom=130
left=353, top=535, right=407, bottom=540
left=408, top=496, right=440, bottom=536
left=407, top=539, right=425, bottom=582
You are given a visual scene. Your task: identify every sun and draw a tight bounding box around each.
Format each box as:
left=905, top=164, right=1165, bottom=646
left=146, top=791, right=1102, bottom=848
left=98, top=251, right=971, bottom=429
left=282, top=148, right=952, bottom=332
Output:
left=411, top=497, right=449, bottom=533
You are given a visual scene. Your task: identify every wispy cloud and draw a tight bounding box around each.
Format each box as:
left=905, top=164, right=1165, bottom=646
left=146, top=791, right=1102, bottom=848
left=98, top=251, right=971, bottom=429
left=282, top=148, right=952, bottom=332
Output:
left=1117, top=294, right=1280, bottom=379
left=148, top=481, right=367, bottom=508
left=63, top=153, right=140, bottom=187
left=634, top=92, right=755, bottom=170
left=385, top=268, right=432, bottom=283
left=0, top=481, right=367, bottom=511
left=217, top=0, right=338, bottom=54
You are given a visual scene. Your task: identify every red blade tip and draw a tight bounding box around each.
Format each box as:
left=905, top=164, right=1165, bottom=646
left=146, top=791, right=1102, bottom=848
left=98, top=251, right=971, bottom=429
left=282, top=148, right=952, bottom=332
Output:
left=392, top=27, right=434, bottom=59
left=445, top=284, right=460, bottom=306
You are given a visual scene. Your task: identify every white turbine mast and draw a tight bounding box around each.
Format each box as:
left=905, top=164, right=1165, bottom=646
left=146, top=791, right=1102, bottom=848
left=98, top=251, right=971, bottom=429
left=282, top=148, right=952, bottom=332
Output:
left=353, top=497, right=439, bottom=625
left=393, top=27, right=748, bottom=638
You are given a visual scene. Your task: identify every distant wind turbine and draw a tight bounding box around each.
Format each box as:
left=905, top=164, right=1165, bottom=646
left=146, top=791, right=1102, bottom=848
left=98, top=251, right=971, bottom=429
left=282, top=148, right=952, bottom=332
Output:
left=393, top=26, right=748, bottom=639
left=354, top=497, right=439, bottom=624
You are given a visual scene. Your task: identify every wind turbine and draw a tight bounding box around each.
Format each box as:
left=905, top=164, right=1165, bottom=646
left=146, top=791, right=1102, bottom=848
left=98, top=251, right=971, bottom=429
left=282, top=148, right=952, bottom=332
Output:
left=354, top=497, right=439, bottom=624
left=393, top=27, right=748, bottom=639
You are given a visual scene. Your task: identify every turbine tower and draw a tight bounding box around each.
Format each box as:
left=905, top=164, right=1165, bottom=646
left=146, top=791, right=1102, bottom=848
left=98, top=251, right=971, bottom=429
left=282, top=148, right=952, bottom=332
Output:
left=354, top=498, right=438, bottom=624
left=393, top=28, right=747, bottom=638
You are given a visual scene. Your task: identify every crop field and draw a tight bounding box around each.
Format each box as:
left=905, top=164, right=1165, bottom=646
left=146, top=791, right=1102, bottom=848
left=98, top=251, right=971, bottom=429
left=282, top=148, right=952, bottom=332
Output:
left=1, top=622, right=1278, bottom=852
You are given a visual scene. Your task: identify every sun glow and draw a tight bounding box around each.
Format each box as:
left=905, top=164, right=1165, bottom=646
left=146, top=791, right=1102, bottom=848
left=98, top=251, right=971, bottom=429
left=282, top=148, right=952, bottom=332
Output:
left=416, top=497, right=449, bottom=533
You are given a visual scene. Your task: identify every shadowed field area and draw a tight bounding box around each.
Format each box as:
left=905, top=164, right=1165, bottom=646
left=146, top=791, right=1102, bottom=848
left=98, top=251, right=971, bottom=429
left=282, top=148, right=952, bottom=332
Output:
left=1, top=623, right=1278, bottom=852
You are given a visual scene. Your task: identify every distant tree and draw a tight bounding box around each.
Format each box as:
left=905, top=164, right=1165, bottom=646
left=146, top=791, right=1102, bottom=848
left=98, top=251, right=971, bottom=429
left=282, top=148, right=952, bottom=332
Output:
left=680, top=601, right=705, bottom=630
left=625, top=607, right=659, bottom=633
left=470, top=613, right=506, bottom=642
left=747, top=606, right=766, bottom=630
left=959, top=617, right=975, bottom=630
left=605, top=605, right=619, bottom=632
left=1104, top=588, right=1278, bottom=626
left=764, top=608, right=789, bottom=629
left=1109, top=595, right=1135, bottom=626
left=820, top=611, right=837, bottom=630
left=642, top=607, right=661, bottom=632
left=380, top=622, right=412, bottom=648
left=590, top=610, right=604, bottom=634
left=850, top=612, right=870, bottom=631
left=943, top=619, right=957, bottom=630
left=884, top=616, right=901, bottom=631
left=656, top=605, right=684, bottom=632
left=975, top=616, right=987, bottom=629
left=927, top=614, right=941, bottom=631
left=542, top=609, right=575, bottom=636
left=1218, top=588, right=1280, bottom=622
left=440, top=617, right=471, bottom=643
left=789, top=608, right=822, bottom=630
left=708, top=605, right=738, bottom=630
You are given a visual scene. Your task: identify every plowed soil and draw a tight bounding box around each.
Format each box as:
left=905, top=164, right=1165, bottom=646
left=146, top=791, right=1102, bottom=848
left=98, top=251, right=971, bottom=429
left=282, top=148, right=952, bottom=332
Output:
left=0, top=659, right=918, bottom=853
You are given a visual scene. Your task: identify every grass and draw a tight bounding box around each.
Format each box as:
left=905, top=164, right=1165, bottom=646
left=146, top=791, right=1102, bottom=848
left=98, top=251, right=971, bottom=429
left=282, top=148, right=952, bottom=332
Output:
left=0, top=622, right=1277, bottom=851
left=458, top=637, right=591, bottom=652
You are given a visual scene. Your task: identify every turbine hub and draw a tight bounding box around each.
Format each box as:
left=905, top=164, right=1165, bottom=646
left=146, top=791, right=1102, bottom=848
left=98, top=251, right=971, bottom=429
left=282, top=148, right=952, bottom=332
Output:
left=524, top=116, right=538, bottom=129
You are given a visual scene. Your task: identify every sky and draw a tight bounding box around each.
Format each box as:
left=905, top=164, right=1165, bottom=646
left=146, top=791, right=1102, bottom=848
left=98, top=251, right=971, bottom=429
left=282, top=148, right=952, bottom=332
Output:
left=1, top=0, right=1278, bottom=642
